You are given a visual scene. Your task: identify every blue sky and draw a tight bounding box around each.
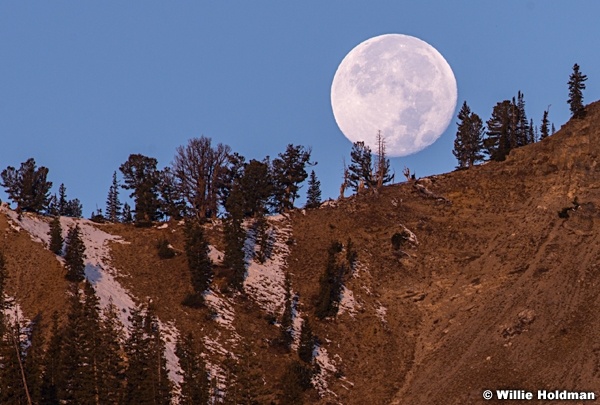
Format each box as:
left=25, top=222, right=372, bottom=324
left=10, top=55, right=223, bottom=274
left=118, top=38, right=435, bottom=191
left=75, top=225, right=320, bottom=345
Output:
left=1, top=2, right=599, bottom=215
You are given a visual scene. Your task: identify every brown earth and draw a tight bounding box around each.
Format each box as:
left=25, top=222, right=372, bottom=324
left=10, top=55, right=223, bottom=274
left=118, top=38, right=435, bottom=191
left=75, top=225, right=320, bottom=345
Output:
left=4, top=101, right=600, bottom=404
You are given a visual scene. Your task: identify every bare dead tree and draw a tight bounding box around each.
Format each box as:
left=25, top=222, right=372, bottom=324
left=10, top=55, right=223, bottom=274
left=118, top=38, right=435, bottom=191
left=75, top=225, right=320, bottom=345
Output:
left=339, top=158, right=349, bottom=199
left=172, top=137, right=231, bottom=218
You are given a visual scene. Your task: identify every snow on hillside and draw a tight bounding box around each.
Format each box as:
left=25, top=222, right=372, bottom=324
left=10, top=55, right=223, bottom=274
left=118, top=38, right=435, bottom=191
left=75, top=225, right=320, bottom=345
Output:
left=1, top=207, right=183, bottom=389
left=312, top=343, right=340, bottom=399
left=243, top=215, right=292, bottom=315
left=338, top=286, right=360, bottom=317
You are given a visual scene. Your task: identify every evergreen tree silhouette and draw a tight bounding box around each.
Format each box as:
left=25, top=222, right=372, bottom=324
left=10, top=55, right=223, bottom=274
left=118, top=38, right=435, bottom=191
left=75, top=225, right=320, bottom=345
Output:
left=64, top=225, right=86, bottom=282
left=453, top=101, right=485, bottom=168
left=48, top=216, right=63, bottom=255
left=305, top=170, right=322, bottom=209
left=105, top=171, right=122, bottom=223
left=568, top=63, right=588, bottom=119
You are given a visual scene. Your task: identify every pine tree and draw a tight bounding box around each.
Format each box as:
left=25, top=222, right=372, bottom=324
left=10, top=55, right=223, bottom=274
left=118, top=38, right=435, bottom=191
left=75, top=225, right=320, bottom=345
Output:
left=99, top=297, right=125, bottom=404
left=223, top=214, right=247, bottom=291
left=48, top=216, right=63, bottom=255
left=298, top=318, right=316, bottom=365
left=105, top=171, right=122, bottom=223
left=254, top=215, right=270, bottom=264
left=59, top=281, right=104, bottom=404
left=515, top=91, right=530, bottom=147
left=484, top=100, right=514, bottom=161
left=64, top=225, right=86, bottom=282
left=64, top=198, right=83, bottom=218
left=119, top=154, right=161, bottom=227
left=40, top=312, right=63, bottom=404
left=348, top=141, right=373, bottom=192
left=58, top=184, right=68, bottom=215
left=1, top=158, right=52, bottom=213
left=47, top=195, right=59, bottom=216
left=305, top=170, right=321, bottom=209
left=453, top=101, right=485, bottom=168
left=223, top=185, right=247, bottom=291
left=121, top=202, right=133, bottom=223
left=124, top=304, right=172, bottom=405
left=568, top=63, right=588, bottom=119
left=271, top=144, right=313, bottom=212
left=183, top=219, right=213, bottom=307
left=540, top=109, right=550, bottom=139
left=237, top=159, right=272, bottom=218
left=225, top=343, right=270, bottom=404
left=158, top=167, right=185, bottom=220
left=176, top=333, right=209, bottom=405
left=528, top=118, right=536, bottom=144
left=315, top=242, right=344, bottom=319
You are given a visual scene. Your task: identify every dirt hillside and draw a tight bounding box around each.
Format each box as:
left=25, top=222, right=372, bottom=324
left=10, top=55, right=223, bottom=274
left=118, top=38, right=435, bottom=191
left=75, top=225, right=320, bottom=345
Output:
left=3, top=101, right=600, bottom=404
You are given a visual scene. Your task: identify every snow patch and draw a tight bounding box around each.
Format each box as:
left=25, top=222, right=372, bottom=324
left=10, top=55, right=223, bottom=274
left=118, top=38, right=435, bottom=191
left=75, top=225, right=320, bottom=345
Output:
left=208, top=245, right=224, bottom=265
left=375, top=303, right=387, bottom=324
left=312, top=344, right=339, bottom=398
left=156, top=223, right=169, bottom=229
left=338, top=286, right=360, bottom=317
left=204, top=291, right=236, bottom=331
left=243, top=217, right=292, bottom=315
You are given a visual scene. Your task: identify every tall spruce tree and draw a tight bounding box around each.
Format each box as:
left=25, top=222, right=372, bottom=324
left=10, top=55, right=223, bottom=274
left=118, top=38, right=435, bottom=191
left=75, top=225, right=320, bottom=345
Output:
left=347, top=141, right=373, bottom=192
left=64, top=225, right=86, bottom=282
left=183, top=219, right=213, bottom=307
left=540, top=109, right=550, bottom=139
left=105, top=171, right=122, bottom=223
left=568, top=63, right=588, bottom=119
left=1, top=158, right=52, bottom=213
left=40, top=312, right=63, bottom=404
left=62, top=281, right=105, bottom=404
left=515, top=91, right=530, bottom=147
left=305, top=170, right=322, bottom=209
left=237, top=159, right=272, bottom=218
left=271, top=144, right=313, bottom=212
left=176, top=333, right=209, bottom=405
left=58, top=184, right=68, bottom=215
left=123, top=304, right=172, bottom=405
left=484, top=100, right=514, bottom=161
left=223, top=185, right=247, bottom=291
left=48, top=216, right=63, bottom=255
left=453, top=101, right=485, bottom=168
left=99, top=297, right=125, bottom=404
left=119, top=154, right=161, bottom=227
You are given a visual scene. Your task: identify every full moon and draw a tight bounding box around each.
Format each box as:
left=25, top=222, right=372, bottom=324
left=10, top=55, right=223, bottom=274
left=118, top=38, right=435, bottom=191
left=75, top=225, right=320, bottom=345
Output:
left=331, top=34, right=457, bottom=157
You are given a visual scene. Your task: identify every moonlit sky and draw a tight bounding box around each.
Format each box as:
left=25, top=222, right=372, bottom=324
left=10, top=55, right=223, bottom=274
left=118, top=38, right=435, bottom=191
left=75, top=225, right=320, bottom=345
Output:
left=1, top=2, right=599, bottom=215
